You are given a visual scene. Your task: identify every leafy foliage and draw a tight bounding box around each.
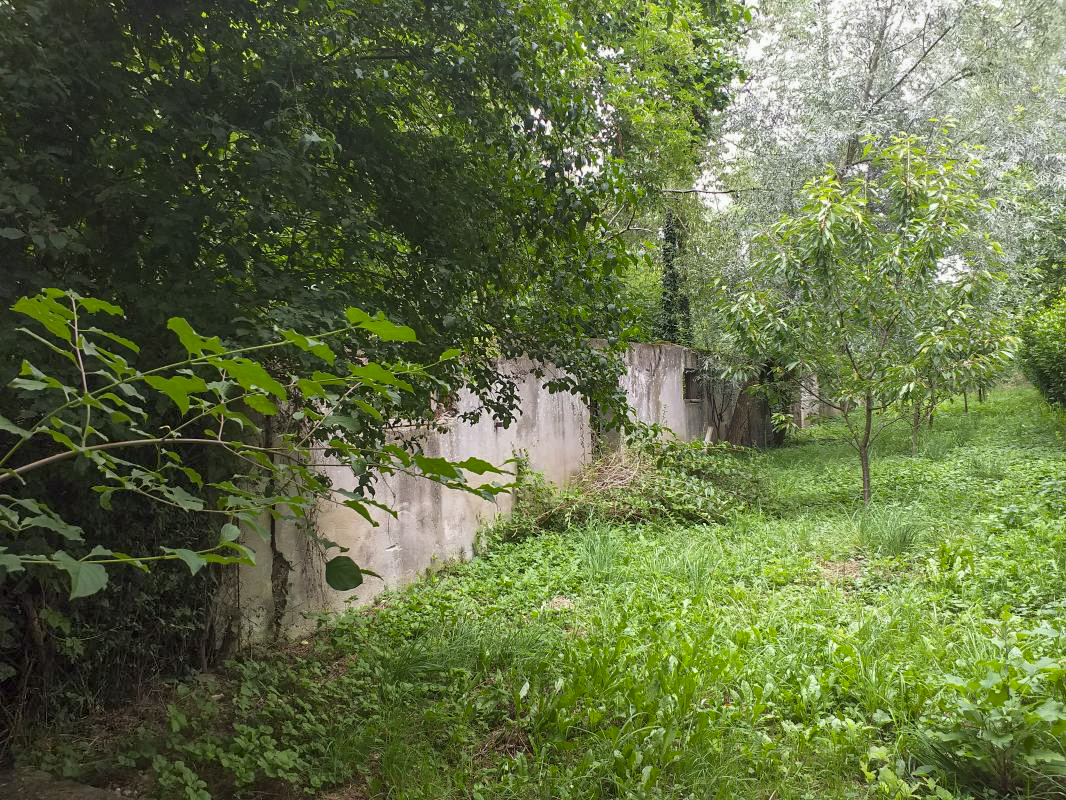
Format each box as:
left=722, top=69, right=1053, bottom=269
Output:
left=916, top=623, right=1066, bottom=798
left=0, top=289, right=512, bottom=757
left=0, top=0, right=746, bottom=428
left=0, top=289, right=507, bottom=599
left=717, top=132, right=1015, bottom=502
left=1020, top=295, right=1066, bottom=406
left=491, top=426, right=761, bottom=541
left=695, top=0, right=1066, bottom=320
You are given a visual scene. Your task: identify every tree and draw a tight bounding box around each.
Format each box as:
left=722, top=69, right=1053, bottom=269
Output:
left=719, top=133, right=1013, bottom=503
left=684, top=0, right=1066, bottom=348
left=0, top=0, right=747, bottom=414
left=578, top=0, right=751, bottom=344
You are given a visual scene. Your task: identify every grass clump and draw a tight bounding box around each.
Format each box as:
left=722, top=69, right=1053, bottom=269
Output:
left=857, top=504, right=932, bottom=557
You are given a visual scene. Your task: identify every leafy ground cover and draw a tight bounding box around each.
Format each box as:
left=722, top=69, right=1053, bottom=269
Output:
left=29, top=388, right=1066, bottom=799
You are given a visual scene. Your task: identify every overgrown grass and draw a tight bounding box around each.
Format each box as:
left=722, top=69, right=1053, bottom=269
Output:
left=28, top=388, right=1066, bottom=800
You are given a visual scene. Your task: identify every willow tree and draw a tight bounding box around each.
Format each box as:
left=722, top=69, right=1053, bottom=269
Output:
left=720, top=132, right=1013, bottom=503
left=688, top=0, right=1066, bottom=352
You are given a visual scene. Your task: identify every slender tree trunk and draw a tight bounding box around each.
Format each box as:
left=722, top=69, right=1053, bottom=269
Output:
left=963, top=390, right=969, bottom=413
left=911, top=402, right=922, bottom=456
left=860, top=391, right=873, bottom=505
left=655, top=209, right=689, bottom=345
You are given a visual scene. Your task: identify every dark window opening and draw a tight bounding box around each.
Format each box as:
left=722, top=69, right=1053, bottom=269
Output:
left=683, top=369, right=703, bottom=402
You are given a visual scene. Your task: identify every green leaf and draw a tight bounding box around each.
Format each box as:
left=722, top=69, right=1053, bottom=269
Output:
left=12, top=295, right=72, bottom=341
left=53, top=551, right=109, bottom=599
left=455, top=457, right=506, bottom=475
left=162, top=547, right=207, bottom=575
left=325, top=555, right=365, bottom=591
left=340, top=497, right=377, bottom=524
left=216, top=358, right=287, bottom=401
left=244, top=394, right=279, bottom=415
left=0, top=551, right=25, bottom=574
left=0, top=227, right=25, bottom=239
left=143, top=375, right=209, bottom=414
left=87, top=327, right=140, bottom=352
left=353, top=397, right=383, bottom=420
left=12, top=360, right=70, bottom=396
left=281, top=329, right=336, bottom=364
left=0, top=414, right=28, bottom=438
left=383, top=444, right=413, bottom=466
left=167, top=317, right=225, bottom=357
left=220, top=523, right=241, bottom=542
left=344, top=307, right=418, bottom=342
left=25, top=511, right=85, bottom=541
left=440, top=348, right=461, bottom=360
left=215, top=540, right=256, bottom=565
left=349, top=362, right=413, bottom=392
left=78, top=297, right=124, bottom=316
left=296, top=378, right=325, bottom=398
left=162, top=485, right=205, bottom=511
left=413, top=454, right=461, bottom=479
left=1034, top=700, right=1066, bottom=723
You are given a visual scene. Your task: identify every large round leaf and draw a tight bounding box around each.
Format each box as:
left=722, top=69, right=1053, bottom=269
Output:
left=325, top=556, right=364, bottom=591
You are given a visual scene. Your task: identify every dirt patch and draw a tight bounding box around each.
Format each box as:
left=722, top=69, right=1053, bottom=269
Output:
left=319, top=782, right=370, bottom=800
left=818, top=558, right=864, bottom=583
left=0, top=770, right=124, bottom=799
left=540, top=595, right=575, bottom=611
left=475, top=726, right=531, bottom=765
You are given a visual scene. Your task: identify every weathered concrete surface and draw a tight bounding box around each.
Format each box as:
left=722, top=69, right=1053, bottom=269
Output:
left=620, top=344, right=771, bottom=446
left=792, top=376, right=823, bottom=428
left=0, top=770, right=123, bottom=799
left=236, top=344, right=770, bottom=640
left=239, top=359, right=592, bottom=639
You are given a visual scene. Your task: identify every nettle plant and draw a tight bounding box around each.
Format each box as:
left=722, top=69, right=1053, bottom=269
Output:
left=0, top=289, right=507, bottom=599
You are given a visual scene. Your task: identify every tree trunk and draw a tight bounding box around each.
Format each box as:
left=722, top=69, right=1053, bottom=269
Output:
left=911, top=402, right=922, bottom=456
left=655, top=209, right=689, bottom=345
left=963, top=390, right=969, bottom=413
left=860, top=391, right=873, bottom=505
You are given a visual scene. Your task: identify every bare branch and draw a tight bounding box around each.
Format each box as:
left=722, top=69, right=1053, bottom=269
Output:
left=661, top=186, right=767, bottom=195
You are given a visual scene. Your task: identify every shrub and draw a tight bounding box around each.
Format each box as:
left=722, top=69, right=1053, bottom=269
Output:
left=1020, top=296, right=1066, bottom=406
left=913, top=623, right=1066, bottom=798
left=858, top=504, right=930, bottom=557
left=492, top=427, right=761, bottom=540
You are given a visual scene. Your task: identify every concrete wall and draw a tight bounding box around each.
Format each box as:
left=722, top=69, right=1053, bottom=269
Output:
left=620, top=345, right=776, bottom=447
left=236, top=344, right=770, bottom=640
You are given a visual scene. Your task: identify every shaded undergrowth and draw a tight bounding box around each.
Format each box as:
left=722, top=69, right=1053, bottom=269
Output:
left=26, top=389, right=1066, bottom=800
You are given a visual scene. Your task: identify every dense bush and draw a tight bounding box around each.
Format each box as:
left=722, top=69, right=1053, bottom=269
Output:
left=1020, top=296, right=1066, bottom=405
left=0, top=487, right=223, bottom=751
left=492, top=428, right=762, bottom=541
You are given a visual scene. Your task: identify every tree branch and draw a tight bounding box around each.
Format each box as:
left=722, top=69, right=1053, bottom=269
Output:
left=661, top=186, right=767, bottom=195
